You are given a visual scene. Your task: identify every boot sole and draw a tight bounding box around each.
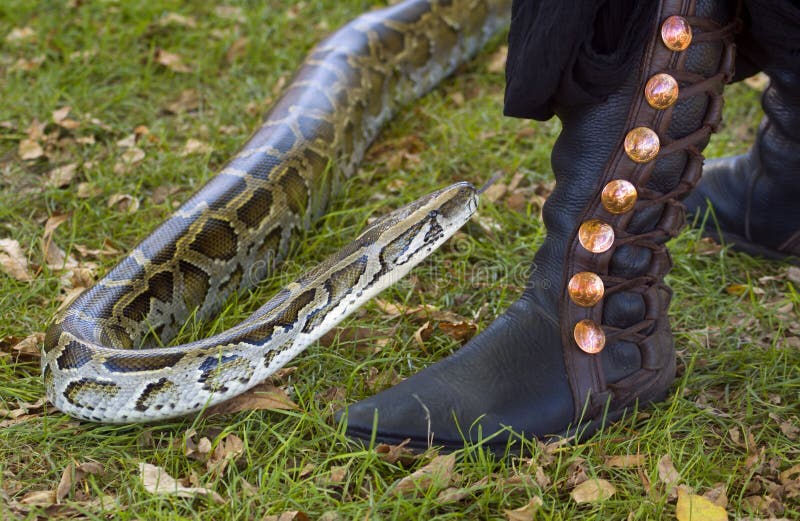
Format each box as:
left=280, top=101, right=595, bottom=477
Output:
left=342, top=387, right=671, bottom=456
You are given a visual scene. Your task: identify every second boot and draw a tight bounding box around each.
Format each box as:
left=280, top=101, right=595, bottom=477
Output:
left=684, top=67, right=800, bottom=263
left=339, top=0, right=738, bottom=452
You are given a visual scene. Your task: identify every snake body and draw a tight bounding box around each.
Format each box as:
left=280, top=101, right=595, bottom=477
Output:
left=42, top=0, right=511, bottom=423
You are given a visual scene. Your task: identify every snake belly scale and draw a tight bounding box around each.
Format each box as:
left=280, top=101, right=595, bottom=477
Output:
left=42, top=0, right=510, bottom=423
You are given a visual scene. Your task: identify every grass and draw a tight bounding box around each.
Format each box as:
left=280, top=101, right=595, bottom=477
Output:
left=0, top=1, right=798, bottom=519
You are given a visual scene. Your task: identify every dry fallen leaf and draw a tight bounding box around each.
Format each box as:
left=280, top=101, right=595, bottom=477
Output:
left=215, top=5, right=246, bottom=22
left=676, top=487, right=728, bottom=521
left=42, top=214, right=78, bottom=270
left=225, top=37, right=249, bottom=64
left=165, top=89, right=201, bottom=114
left=158, top=12, right=198, bottom=28
left=204, top=381, right=298, bottom=416
left=438, top=320, right=478, bottom=342
left=108, top=194, right=140, bottom=213
left=56, top=461, right=103, bottom=503
left=6, top=26, right=36, bottom=43
left=5, top=332, right=44, bottom=361
left=19, top=490, right=56, bottom=506
left=0, top=238, right=33, bottom=281
left=375, top=439, right=419, bottom=465
left=154, top=48, right=192, bottom=73
left=139, top=463, right=224, bottom=503
left=658, top=454, right=681, bottom=490
left=487, top=45, right=508, bottom=74
left=207, top=434, right=244, bottom=476
left=744, top=72, right=769, bottom=92
left=47, top=163, right=79, bottom=188
left=181, top=138, right=212, bottom=156
left=504, top=496, right=543, bottom=521
left=392, top=454, right=455, bottom=496
left=570, top=478, right=616, bottom=504
left=11, top=56, right=45, bottom=72
left=263, top=512, right=310, bottom=521
left=18, top=138, right=44, bottom=160
left=605, top=454, right=645, bottom=468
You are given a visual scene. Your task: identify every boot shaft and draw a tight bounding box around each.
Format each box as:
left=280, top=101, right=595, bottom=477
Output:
left=534, top=0, right=738, bottom=420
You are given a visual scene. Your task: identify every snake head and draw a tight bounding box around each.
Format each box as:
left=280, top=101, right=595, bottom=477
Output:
left=360, top=181, right=478, bottom=268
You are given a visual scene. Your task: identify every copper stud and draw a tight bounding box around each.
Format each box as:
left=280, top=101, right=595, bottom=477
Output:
left=602, top=179, right=638, bottom=214
left=578, top=219, right=615, bottom=253
left=661, top=15, right=692, bottom=51
left=574, top=319, right=606, bottom=354
left=568, top=272, right=605, bottom=307
left=624, top=127, right=660, bottom=163
left=645, top=73, right=679, bottom=109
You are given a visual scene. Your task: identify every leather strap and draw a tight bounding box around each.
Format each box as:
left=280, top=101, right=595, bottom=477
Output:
left=559, top=0, right=739, bottom=422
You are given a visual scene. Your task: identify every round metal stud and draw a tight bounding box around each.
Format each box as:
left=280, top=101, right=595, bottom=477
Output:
left=624, top=127, right=660, bottom=163
left=661, top=15, right=692, bottom=51
left=601, top=179, right=638, bottom=214
left=645, top=73, right=679, bottom=109
left=574, top=319, right=606, bottom=354
left=568, top=272, right=605, bottom=307
left=578, top=219, right=615, bottom=254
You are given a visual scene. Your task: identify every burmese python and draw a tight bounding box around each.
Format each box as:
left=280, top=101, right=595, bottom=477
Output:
left=42, top=0, right=511, bottom=423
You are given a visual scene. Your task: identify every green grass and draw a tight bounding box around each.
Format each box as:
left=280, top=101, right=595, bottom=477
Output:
left=1, top=1, right=798, bottom=520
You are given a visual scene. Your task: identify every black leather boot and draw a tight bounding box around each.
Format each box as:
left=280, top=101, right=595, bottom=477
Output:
left=338, top=0, right=738, bottom=452
left=684, top=69, right=800, bottom=263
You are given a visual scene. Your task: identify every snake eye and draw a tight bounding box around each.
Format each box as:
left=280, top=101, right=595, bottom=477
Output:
left=428, top=210, right=439, bottom=219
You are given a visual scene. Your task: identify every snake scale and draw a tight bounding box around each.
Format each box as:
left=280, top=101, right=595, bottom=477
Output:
left=42, top=0, right=511, bottom=423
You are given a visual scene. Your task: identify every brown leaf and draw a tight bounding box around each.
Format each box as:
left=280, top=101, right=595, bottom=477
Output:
left=18, top=139, right=44, bottom=160
left=207, top=434, right=244, bottom=475
left=504, top=496, right=543, bottom=521
left=11, top=55, right=45, bottom=72
left=317, top=465, right=348, bottom=486
left=438, top=320, right=478, bottom=342
left=483, top=182, right=508, bottom=203
left=0, top=238, right=33, bottom=281
left=204, top=381, right=298, bottom=416
left=786, top=266, right=800, bottom=286
left=694, top=237, right=723, bottom=256
left=20, top=490, right=56, bottom=506
left=676, top=487, right=729, bottom=521
left=657, top=454, right=681, bottom=489
left=226, top=37, right=249, bottom=64
left=5, top=332, right=44, bottom=361
left=486, top=45, right=508, bottom=74
left=139, top=463, right=224, bottom=503
left=703, top=483, right=729, bottom=508
left=570, top=478, right=616, bottom=504
left=605, top=454, right=645, bottom=468
left=181, top=138, right=212, bottom=156
left=375, top=439, right=419, bottom=465
left=42, top=214, right=77, bottom=270
left=744, top=72, right=769, bottom=92
left=165, top=89, right=201, bottom=114
left=6, top=26, right=36, bottom=43
left=158, top=12, right=198, bottom=28
left=413, top=320, right=433, bottom=350
left=392, top=454, right=455, bottom=496
left=214, top=5, right=246, bottom=23
left=263, top=512, right=310, bottom=521
left=51, top=106, right=71, bottom=123
left=47, top=163, right=79, bottom=188
left=154, top=48, right=192, bottom=73
left=56, top=461, right=103, bottom=502
left=107, top=194, right=140, bottom=213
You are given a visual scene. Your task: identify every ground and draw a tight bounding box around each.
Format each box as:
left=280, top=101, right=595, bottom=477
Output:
left=0, top=1, right=798, bottom=520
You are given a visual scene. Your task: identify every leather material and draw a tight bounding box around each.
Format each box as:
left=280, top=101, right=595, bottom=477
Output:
left=339, top=0, right=738, bottom=452
left=685, top=69, right=800, bottom=261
